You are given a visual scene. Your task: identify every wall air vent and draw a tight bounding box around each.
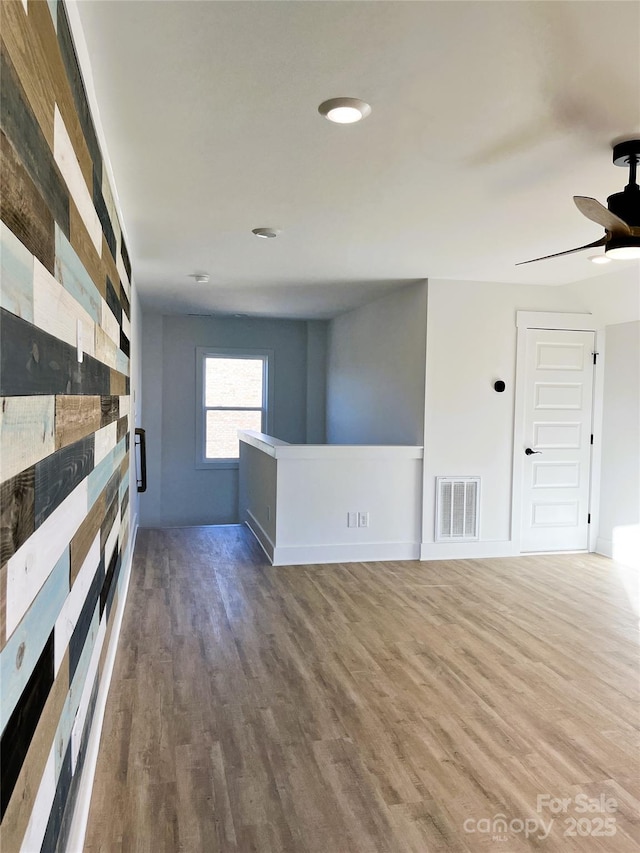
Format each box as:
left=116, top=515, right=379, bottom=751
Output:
left=436, top=477, right=480, bottom=541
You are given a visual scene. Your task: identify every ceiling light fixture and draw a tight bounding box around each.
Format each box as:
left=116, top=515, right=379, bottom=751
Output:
left=604, top=241, right=640, bottom=260
left=252, top=227, right=280, bottom=239
left=190, top=273, right=210, bottom=284
left=318, top=97, right=371, bottom=124
left=588, top=255, right=612, bottom=265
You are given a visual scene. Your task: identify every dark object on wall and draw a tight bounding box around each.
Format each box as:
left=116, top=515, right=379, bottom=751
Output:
left=135, top=428, right=147, bottom=493
left=494, top=380, right=506, bottom=393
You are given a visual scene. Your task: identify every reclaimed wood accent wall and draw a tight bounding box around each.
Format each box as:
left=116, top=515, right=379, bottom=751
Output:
left=0, top=2, right=134, bottom=849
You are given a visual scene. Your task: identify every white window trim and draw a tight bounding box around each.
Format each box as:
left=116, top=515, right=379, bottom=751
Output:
left=195, top=346, right=274, bottom=469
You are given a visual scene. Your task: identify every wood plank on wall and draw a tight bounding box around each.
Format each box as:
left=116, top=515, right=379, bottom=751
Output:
left=0, top=308, right=110, bottom=397
left=0, top=631, right=54, bottom=820
left=0, top=652, right=69, bottom=853
left=0, top=395, right=55, bottom=483
left=109, top=369, right=127, bottom=397
left=54, top=223, right=101, bottom=324
left=1, top=46, right=70, bottom=239
left=33, top=257, right=96, bottom=358
left=55, top=395, right=102, bottom=450
left=1, top=549, right=68, bottom=732
left=69, top=491, right=105, bottom=586
left=93, top=167, right=116, bottom=260
left=54, top=534, right=100, bottom=678
left=68, top=199, right=106, bottom=300
left=0, top=131, right=55, bottom=275
left=0, top=0, right=134, bottom=846
left=6, top=478, right=88, bottom=641
left=0, top=220, right=35, bottom=322
left=99, top=396, right=119, bottom=429
left=53, top=106, right=101, bottom=254
left=93, top=421, right=117, bottom=468
left=94, top=324, right=118, bottom=370
left=1, top=0, right=56, bottom=149
left=28, top=0, right=94, bottom=191
left=34, top=434, right=94, bottom=528
left=55, top=0, right=102, bottom=178
left=0, top=467, right=35, bottom=573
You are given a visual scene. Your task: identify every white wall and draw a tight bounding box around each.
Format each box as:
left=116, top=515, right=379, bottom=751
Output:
left=597, top=320, right=640, bottom=568
left=422, top=279, right=590, bottom=553
left=326, top=281, right=427, bottom=445
left=276, top=453, right=422, bottom=564
left=239, top=433, right=423, bottom=566
left=564, top=265, right=640, bottom=327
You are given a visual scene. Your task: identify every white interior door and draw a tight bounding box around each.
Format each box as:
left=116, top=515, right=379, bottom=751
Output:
left=520, top=328, right=595, bottom=552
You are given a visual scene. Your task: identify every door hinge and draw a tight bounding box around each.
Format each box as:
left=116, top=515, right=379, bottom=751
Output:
left=592, top=352, right=599, bottom=364
left=588, top=513, right=591, bottom=524
left=590, top=433, right=594, bottom=445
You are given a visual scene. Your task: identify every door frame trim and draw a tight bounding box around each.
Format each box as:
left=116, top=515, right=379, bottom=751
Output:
left=511, top=311, right=602, bottom=554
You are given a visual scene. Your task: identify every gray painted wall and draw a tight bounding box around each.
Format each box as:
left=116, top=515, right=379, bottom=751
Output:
left=140, top=314, right=327, bottom=526
left=326, top=281, right=428, bottom=445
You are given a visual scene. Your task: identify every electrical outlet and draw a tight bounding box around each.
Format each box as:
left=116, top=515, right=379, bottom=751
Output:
left=347, top=512, right=358, bottom=528
left=358, top=512, right=369, bottom=528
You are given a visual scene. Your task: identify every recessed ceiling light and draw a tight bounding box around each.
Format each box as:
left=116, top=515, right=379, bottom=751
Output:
left=588, top=255, right=611, bottom=265
left=252, top=227, right=280, bottom=239
left=318, top=97, right=371, bottom=124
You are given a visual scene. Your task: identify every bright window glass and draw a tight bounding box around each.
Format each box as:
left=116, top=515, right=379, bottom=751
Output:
left=202, top=355, right=266, bottom=460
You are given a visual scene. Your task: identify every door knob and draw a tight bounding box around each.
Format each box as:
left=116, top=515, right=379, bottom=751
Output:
left=525, top=448, right=541, bottom=456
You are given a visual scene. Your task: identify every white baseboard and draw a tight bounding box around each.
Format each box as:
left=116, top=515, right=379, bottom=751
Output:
left=596, top=534, right=640, bottom=570
left=245, top=511, right=275, bottom=562
left=271, top=541, right=420, bottom=566
left=595, top=537, right=613, bottom=559
left=419, top=540, right=516, bottom=561
left=64, top=517, right=139, bottom=853
left=243, top=518, right=420, bottom=566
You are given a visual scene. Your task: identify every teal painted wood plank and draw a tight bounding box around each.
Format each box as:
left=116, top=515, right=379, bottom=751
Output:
left=115, top=349, right=129, bottom=378
left=0, top=222, right=34, bottom=322
left=47, top=0, right=58, bottom=31
left=53, top=605, right=99, bottom=780
left=54, top=225, right=101, bottom=324
left=118, top=475, right=128, bottom=504
left=86, top=436, right=126, bottom=509
left=0, top=549, right=69, bottom=732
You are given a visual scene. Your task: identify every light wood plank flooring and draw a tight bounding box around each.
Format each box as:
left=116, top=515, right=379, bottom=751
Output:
left=84, top=526, right=640, bottom=852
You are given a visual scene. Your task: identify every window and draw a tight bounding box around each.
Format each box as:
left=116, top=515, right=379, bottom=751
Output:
left=196, top=348, right=271, bottom=466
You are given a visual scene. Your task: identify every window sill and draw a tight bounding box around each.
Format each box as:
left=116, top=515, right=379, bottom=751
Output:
left=195, top=459, right=240, bottom=470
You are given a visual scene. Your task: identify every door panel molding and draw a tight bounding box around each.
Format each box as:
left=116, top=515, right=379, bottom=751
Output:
left=511, top=312, right=601, bottom=554
left=516, top=311, right=598, bottom=331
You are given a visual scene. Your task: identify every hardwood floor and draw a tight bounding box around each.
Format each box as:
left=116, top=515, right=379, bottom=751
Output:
left=84, top=527, right=640, bottom=852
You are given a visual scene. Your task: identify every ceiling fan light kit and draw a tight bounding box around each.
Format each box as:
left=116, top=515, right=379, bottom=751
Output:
left=518, top=139, right=640, bottom=265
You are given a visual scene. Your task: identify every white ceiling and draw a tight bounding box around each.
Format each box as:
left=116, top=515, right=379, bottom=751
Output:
left=75, top=0, right=640, bottom=319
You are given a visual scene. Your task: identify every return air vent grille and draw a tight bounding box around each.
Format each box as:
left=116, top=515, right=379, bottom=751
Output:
left=436, top=477, right=480, bottom=541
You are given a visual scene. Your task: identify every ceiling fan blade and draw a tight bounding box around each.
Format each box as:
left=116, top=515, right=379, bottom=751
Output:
left=574, top=196, right=631, bottom=234
left=516, top=236, right=608, bottom=265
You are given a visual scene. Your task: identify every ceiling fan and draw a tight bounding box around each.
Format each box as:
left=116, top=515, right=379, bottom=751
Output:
left=518, top=139, right=640, bottom=265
